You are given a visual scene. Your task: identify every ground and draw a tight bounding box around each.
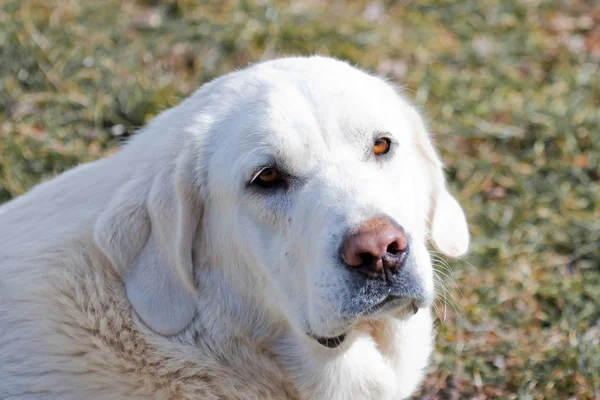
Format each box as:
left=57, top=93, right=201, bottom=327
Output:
left=1, top=0, right=599, bottom=398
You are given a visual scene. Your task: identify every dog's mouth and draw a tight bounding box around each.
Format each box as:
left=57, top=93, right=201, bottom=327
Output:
left=363, top=295, right=420, bottom=318
left=311, top=297, right=421, bottom=348
left=313, top=333, right=347, bottom=348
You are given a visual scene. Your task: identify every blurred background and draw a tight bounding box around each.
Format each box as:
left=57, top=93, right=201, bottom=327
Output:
left=1, top=0, right=599, bottom=398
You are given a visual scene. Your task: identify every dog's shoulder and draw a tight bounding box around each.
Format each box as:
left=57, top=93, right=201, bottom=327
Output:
left=0, top=233, right=297, bottom=399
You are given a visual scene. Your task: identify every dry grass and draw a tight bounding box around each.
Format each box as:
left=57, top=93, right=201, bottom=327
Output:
left=1, top=0, right=599, bottom=398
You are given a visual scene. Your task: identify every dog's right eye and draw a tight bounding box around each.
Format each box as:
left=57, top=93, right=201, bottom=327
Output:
left=252, top=167, right=285, bottom=189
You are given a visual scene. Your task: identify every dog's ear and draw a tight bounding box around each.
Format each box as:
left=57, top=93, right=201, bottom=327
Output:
left=94, top=146, right=202, bottom=335
left=407, top=107, right=469, bottom=257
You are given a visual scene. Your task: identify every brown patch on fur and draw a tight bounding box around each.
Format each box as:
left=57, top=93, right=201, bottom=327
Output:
left=356, top=318, right=397, bottom=355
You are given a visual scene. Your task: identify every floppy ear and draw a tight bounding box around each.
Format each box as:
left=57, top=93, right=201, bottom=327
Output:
left=407, top=107, right=469, bottom=257
left=94, top=146, right=202, bottom=335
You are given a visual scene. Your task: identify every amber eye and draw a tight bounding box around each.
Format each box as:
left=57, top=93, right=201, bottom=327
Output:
left=373, top=137, right=391, bottom=156
left=253, top=167, right=284, bottom=188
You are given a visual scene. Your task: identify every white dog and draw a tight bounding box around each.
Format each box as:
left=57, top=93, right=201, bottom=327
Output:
left=0, top=56, right=468, bottom=399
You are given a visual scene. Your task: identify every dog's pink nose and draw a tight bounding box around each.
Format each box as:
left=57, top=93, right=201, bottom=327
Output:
left=341, top=217, right=408, bottom=278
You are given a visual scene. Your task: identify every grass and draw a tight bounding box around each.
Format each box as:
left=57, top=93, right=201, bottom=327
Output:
left=1, top=0, right=599, bottom=398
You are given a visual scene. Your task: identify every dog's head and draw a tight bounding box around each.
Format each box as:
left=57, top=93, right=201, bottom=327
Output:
left=94, top=56, right=468, bottom=346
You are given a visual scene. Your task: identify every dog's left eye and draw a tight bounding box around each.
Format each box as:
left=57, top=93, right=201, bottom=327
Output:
left=252, top=167, right=285, bottom=189
left=373, top=137, right=391, bottom=156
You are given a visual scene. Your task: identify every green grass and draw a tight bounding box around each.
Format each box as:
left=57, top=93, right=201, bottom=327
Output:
left=1, top=0, right=599, bottom=398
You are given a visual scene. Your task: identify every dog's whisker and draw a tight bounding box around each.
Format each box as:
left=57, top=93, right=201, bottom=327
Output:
left=429, top=250, right=479, bottom=271
left=432, top=267, right=462, bottom=294
left=432, top=268, right=462, bottom=318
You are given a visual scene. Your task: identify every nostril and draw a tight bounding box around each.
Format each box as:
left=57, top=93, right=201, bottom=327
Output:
left=386, top=241, right=401, bottom=254
left=355, top=252, right=384, bottom=277
left=358, top=252, right=375, bottom=267
left=386, top=236, right=408, bottom=254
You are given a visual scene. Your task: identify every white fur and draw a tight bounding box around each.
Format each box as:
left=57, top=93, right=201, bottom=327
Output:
left=0, top=56, right=468, bottom=399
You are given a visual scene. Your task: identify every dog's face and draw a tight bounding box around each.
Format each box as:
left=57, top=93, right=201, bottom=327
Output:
left=200, top=57, right=469, bottom=344
left=95, top=56, right=468, bottom=343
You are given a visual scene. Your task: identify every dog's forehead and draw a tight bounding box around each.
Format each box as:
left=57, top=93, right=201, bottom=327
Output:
left=205, top=58, right=416, bottom=188
left=232, top=60, right=409, bottom=158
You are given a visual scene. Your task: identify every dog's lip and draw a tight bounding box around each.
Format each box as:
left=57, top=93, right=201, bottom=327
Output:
left=311, top=332, right=347, bottom=349
left=362, top=294, right=422, bottom=318
left=311, top=296, right=421, bottom=348
left=363, top=294, right=404, bottom=315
